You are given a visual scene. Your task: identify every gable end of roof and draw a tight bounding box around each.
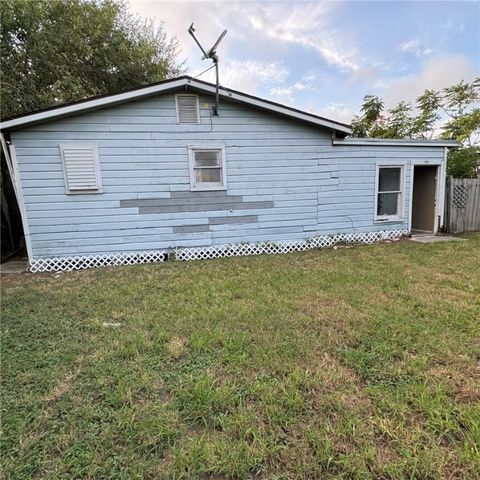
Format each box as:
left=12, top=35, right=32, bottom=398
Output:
left=0, top=76, right=352, bottom=134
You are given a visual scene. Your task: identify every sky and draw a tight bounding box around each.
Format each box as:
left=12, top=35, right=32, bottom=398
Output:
left=127, top=0, right=480, bottom=123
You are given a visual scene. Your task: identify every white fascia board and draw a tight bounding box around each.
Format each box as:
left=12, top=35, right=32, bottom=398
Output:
left=0, top=78, right=188, bottom=130
left=333, top=138, right=458, bottom=147
left=186, top=79, right=352, bottom=134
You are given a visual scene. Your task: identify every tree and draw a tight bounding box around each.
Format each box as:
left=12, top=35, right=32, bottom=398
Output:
left=351, top=78, right=480, bottom=177
left=0, top=0, right=184, bottom=257
left=0, top=0, right=184, bottom=119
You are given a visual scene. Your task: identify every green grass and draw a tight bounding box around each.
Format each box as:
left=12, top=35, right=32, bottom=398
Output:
left=2, top=235, right=480, bottom=479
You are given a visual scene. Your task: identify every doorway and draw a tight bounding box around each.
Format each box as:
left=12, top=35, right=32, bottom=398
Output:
left=411, top=165, right=438, bottom=233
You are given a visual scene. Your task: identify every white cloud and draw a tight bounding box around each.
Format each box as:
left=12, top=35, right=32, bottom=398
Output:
left=128, top=0, right=235, bottom=61
left=193, top=59, right=289, bottom=94
left=293, top=81, right=309, bottom=91
left=376, top=55, right=478, bottom=107
left=269, top=78, right=315, bottom=105
left=244, top=2, right=359, bottom=72
left=314, top=102, right=357, bottom=124
left=302, top=72, right=317, bottom=83
left=270, top=86, right=295, bottom=103
left=128, top=1, right=359, bottom=74
left=399, top=39, right=434, bottom=57
left=270, top=87, right=293, bottom=96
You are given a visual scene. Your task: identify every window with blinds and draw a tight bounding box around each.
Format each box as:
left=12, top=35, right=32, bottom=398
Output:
left=176, top=94, right=200, bottom=124
left=188, top=146, right=227, bottom=191
left=59, top=144, right=102, bottom=194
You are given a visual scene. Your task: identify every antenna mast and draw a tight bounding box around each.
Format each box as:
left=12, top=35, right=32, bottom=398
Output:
left=188, top=23, right=227, bottom=116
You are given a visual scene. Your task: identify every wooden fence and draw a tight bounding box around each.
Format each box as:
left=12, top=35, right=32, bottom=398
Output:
left=445, top=177, right=480, bottom=233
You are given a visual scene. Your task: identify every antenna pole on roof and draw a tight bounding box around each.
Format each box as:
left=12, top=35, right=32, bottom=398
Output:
left=188, top=23, right=227, bottom=116
left=215, top=60, right=219, bottom=115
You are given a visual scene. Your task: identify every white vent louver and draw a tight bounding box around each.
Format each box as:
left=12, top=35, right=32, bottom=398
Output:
left=60, top=144, right=102, bottom=193
left=176, top=94, right=199, bottom=124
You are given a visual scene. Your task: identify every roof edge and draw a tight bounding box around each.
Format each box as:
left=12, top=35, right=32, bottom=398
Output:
left=0, top=77, right=189, bottom=130
left=186, top=77, right=351, bottom=133
left=333, top=138, right=458, bottom=147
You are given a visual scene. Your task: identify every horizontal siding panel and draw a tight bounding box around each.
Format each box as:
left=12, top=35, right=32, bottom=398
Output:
left=31, top=226, right=174, bottom=240
left=22, top=177, right=187, bottom=188
left=22, top=185, right=319, bottom=199
left=19, top=166, right=324, bottom=181
left=27, top=211, right=317, bottom=235
left=26, top=205, right=319, bottom=226
left=19, top=122, right=331, bottom=135
left=15, top=144, right=326, bottom=156
left=32, top=237, right=212, bottom=256
left=20, top=158, right=322, bottom=174
left=14, top=138, right=328, bottom=148
left=319, top=145, right=443, bottom=154
left=319, top=151, right=442, bottom=159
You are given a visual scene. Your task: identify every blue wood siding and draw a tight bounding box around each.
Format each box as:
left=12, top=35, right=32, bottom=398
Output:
left=11, top=92, right=445, bottom=258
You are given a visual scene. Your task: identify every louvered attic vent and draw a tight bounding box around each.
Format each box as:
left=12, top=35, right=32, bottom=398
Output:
left=59, top=144, right=102, bottom=194
left=176, top=94, right=199, bottom=124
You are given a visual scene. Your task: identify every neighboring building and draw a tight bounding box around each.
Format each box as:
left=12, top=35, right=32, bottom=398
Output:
left=0, top=76, right=456, bottom=272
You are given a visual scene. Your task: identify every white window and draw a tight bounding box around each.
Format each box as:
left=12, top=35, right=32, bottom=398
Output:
left=188, top=146, right=227, bottom=191
left=375, top=166, right=403, bottom=221
left=59, top=144, right=102, bottom=194
left=176, top=94, right=200, bottom=124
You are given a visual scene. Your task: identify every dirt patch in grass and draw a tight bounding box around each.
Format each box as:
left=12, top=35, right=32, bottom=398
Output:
left=429, top=362, right=480, bottom=404
left=166, top=335, right=188, bottom=360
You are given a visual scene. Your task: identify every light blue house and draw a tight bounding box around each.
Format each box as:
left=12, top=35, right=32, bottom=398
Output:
left=0, top=76, right=456, bottom=272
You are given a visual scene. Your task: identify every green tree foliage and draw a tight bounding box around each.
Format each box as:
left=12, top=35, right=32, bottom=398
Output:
left=446, top=147, right=479, bottom=178
left=351, top=78, right=480, bottom=177
left=0, top=0, right=184, bottom=119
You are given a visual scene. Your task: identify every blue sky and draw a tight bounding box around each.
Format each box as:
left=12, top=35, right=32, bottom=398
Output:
left=128, top=0, right=479, bottom=123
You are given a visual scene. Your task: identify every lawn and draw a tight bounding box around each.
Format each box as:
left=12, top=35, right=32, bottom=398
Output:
left=2, top=236, right=480, bottom=479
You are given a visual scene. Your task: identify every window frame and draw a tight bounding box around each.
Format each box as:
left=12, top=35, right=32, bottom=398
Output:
left=175, top=94, right=200, bottom=124
left=374, top=164, right=405, bottom=222
left=59, top=143, right=103, bottom=195
left=188, top=145, right=227, bottom=191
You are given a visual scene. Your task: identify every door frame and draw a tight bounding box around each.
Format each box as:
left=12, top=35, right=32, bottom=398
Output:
left=408, top=148, right=447, bottom=235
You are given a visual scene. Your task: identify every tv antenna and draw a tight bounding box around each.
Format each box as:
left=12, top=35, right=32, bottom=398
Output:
left=188, top=23, right=227, bottom=115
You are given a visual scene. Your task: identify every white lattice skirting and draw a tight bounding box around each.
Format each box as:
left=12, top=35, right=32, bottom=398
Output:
left=28, top=250, right=168, bottom=273
left=28, top=229, right=408, bottom=273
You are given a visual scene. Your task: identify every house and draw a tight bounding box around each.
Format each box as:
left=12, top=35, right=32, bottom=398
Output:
left=0, top=76, right=457, bottom=272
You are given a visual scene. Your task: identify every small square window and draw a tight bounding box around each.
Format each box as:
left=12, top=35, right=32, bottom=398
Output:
left=188, top=146, right=226, bottom=191
left=375, top=166, right=403, bottom=221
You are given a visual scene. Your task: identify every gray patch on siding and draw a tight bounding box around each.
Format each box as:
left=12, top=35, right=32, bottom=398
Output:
left=139, top=201, right=273, bottom=214
left=121, top=191, right=273, bottom=234
left=120, top=195, right=244, bottom=208
left=209, top=215, right=258, bottom=225
left=173, top=216, right=258, bottom=234
left=173, top=224, right=210, bottom=233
